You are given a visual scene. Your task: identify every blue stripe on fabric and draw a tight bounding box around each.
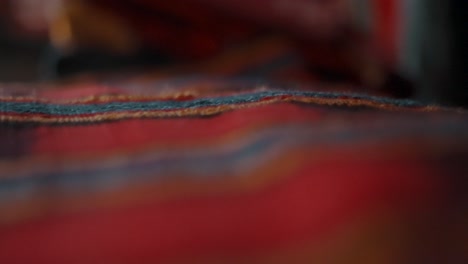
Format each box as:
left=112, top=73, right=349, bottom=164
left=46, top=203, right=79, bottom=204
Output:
left=0, top=117, right=467, bottom=201
left=0, top=90, right=424, bottom=116
left=0, top=125, right=301, bottom=200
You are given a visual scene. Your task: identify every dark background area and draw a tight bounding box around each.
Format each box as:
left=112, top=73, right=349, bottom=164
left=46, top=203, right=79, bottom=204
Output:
left=0, top=27, right=45, bottom=82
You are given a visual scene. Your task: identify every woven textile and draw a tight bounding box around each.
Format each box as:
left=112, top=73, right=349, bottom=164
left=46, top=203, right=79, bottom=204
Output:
left=0, top=78, right=467, bottom=263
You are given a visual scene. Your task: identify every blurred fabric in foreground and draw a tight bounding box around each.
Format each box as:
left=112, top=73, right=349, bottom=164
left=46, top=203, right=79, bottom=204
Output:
left=0, top=79, right=467, bottom=263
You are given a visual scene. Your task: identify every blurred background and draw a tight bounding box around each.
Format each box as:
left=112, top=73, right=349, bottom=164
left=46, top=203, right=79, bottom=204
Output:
left=0, top=0, right=466, bottom=106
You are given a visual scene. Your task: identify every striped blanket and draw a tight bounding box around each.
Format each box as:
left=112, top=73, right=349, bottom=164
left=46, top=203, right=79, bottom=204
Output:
left=0, top=78, right=467, bottom=263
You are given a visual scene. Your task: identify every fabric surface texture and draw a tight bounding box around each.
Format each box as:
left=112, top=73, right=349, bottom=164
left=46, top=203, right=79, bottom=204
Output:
left=0, top=78, right=467, bottom=263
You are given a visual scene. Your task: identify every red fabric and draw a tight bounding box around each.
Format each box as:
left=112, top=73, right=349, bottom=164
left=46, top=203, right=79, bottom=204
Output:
left=0, top=155, right=440, bottom=263
left=31, top=104, right=320, bottom=155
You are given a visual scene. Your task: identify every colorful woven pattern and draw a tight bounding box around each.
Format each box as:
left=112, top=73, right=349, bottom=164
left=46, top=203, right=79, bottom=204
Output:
left=0, top=80, right=467, bottom=263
